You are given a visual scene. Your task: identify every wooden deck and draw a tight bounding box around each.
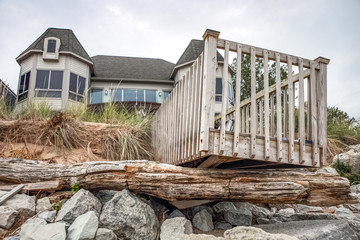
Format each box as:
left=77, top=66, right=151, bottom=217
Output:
left=151, top=29, right=329, bottom=169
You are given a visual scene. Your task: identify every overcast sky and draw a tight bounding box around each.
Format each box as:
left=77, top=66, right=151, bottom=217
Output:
left=0, top=0, right=359, bottom=118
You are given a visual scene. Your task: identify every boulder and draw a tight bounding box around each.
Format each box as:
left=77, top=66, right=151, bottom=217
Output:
left=213, top=201, right=236, bottom=214
left=99, top=189, right=159, bottom=240
left=96, top=190, right=117, bottom=205
left=224, top=226, right=298, bottom=240
left=293, top=204, right=323, bottom=213
left=160, top=217, right=193, bottom=240
left=344, top=203, right=360, bottom=213
left=348, top=219, right=360, bottom=239
left=95, top=228, right=117, bottom=240
left=55, top=189, right=102, bottom=223
left=334, top=205, right=357, bottom=220
left=37, top=210, right=57, bottom=223
left=27, top=222, right=66, bottom=240
left=36, top=197, right=52, bottom=213
left=333, top=144, right=360, bottom=173
left=168, top=209, right=186, bottom=219
left=4, top=235, right=20, bottom=240
left=0, top=206, right=18, bottom=229
left=67, top=211, right=98, bottom=240
left=149, top=198, right=168, bottom=217
left=315, top=167, right=339, bottom=175
left=214, top=222, right=232, bottom=230
left=176, top=234, right=222, bottom=240
left=234, top=202, right=270, bottom=218
left=19, top=217, right=47, bottom=239
left=0, top=191, right=36, bottom=217
left=351, top=184, right=360, bottom=194
left=192, top=209, right=214, bottom=231
left=224, top=209, right=252, bottom=226
left=192, top=205, right=215, bottom=219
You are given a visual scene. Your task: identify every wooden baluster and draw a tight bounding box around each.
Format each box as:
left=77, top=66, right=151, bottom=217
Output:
left=183, top=72, right=190, bottom=162
left=270, top=93, right=275, bottom=137
left=298, top=58, right=305, bottom=164
left=276, top=53, right=283, bottom=161
left=263, top=50, right=270, bottom=159
left=233, top=44, right=242, bottom=157
left=250, top=47, right=257, bottom=158
left=220, top=41, right=229, bottom=155
left=246, top=104, right=249, bottom=134
left=191, top=60, right=198, bottom=158
left=287, top=56, right=294, bottom=163
left=184, top=69, right=192, bottom=162
left=310, top=61, right=319, bottom=166
left=307, top=77, right=311, bottom=140
left=178, top=78, right=184, bottom=163
left=241, top=107, right=245, bottom=134
left=259, top=98, right=263, bottom=136
left=195, top=55, right=204, bottom=157
left=283, top=86, right=288, bottom=138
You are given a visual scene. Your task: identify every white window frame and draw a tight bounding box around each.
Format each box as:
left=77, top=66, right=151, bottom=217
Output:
left=43, top=37, right=60, bottom=60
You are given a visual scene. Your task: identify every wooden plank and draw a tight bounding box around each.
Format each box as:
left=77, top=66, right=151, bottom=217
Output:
left=276, top=53, right=283, bottom=161
left=0, top=184, right=24, bottom=205
left=259, top=98, right=263, bottom=135
left=233, top=44, right=242, bottom=157
left=270, top=93, right=275, bottom=137
left=185, top=70, right=192, bottom=161
left=220, top=41, right=230, bottom=155
left=287, top=56, right=295, bottom=163
left=0, top=181, right=61, bottom=192
left=318, top=60, right=328, bottom=166
left=195, top=55, right=204, bottom=157
left=217, top=38, right=320, bottom=70
left=241, top=107, right=245, bottom=133
left=307, top=77, right=311, bottom=139
left=246, top=104, right=250, bottom=134
left=298, top=58, right=306, bottom=164
left=310, top=61, right=319, bottom=166
left=283, top=86, right=288, bottom=138
left=189, top=61, right=197, bottom=159
left=199, top=31, right=218, bottom=152
left=197, top=155, right=220, bottom=168
left=263, top=50, right=270, bottom=159
left=250, top=47, right=257, bottom=158
left=177, top=79, right=184, bottom=163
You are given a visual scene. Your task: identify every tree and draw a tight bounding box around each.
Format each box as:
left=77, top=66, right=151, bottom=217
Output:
left=230, top=55, right=288, bottom=101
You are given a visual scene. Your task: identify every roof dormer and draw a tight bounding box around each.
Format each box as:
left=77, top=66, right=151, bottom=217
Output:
left=42, top=37, right=60, bottom=61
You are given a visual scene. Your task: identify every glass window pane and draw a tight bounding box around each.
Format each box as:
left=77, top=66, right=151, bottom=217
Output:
left=50, top=71, right=63, bottom=89
left=145, top=90, right=157, bottom=103
left=24, top=72, right=30, bottom=92
left=35, top=70, right=49, bottom=89
left=37, top=90, right=61, bottom=98
left=69, top=92, right=77, bottom=101
left=216, top=78, right=222, bottom=94
left=78, top=76, right=86, bottom=95
left=69, top=73, right=77, bottom=92
left=18, top=92, right=28, bottom=101
left=91, top=88, right=103, bottom=104
left=137, top=89, right=144, bottom=102
left=163, top=91, right=170, bottom=101
left=47, top=39, right=56, bottom=53
left=19, top=75, right=25, bottom=94
left=112, top=89, right=122, bottom=102
left=123, top=89, right=136, bottom=101
left=215, top=96, right=222, bottom=102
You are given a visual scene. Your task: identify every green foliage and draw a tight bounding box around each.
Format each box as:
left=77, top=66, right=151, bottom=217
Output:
left=53, top=201, right=63, bottom=212
left=71, top=183, right=80, bottom=193
left=332, top=160, right=360, bottom=185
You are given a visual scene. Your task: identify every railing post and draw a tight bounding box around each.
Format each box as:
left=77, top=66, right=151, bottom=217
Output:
left=199, top=29, right=219, bottom=152
left=314, top=57, right=330, bottom=166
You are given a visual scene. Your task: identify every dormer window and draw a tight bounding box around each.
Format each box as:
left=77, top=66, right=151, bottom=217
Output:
left=43, top=37, right=60, bottom=60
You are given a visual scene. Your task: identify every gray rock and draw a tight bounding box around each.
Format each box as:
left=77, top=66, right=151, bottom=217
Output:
left=192, top=205, right=215, bottom=219
left=168, top=209, right=186, bottom=219
left=213, top=201, right=236, bottom=214
left=36, top=197, right=52, bottom=213
left=160, top=217, right=193, bottom=240
left=256, top=217, right=270, bottom=224
left=224, top=226, right=298, bottom=240
left=278, top=208, right=295, bottom=215
left=67, top=211, right=98, bottom=240
left=348, top=219, right=360, bottom=239
left=192, top=209, right=214, bottom=232
left=176, top=233, right=221, bottom=240
left=55, top=189, right=102, bottom=223
left=37, top=210, right=57, bottom=223
left=0, top=206, right=18, bottom=229
left=99, top=189, right=159, bottom=240
left=335, top=205, right=357, bottom=220
left=149, top=198, right=168, bottom=216
left=345, top=203, right=360, bottom=213
left=214, top=221, right=232, bottom=230
left=29, top=222, right=66, bottom=240
left=95, top=228, right=117, bottom=240
left=275, top=211, right=337, bottom=222
left=258, top=220, right=358, bottom=240
left=96, top=190, right=117, bottom=205
left=333, top=144, right=360, bottom=174
left=268, top=204, right=293, bottom=210
left=0, top=191, right=36, bottom=217
left=351, top=184, right=360, bottom=194
left=224, top=209, right=252, bottom=226
left=4, top=235, right=20, bottom=240
left=293, top=204, right=323, bottom=213
left=20, top=217, right=47, bottom=239
left=315, top=167, right=339, bottom=175
left=234, top=202, right=270, bottom=218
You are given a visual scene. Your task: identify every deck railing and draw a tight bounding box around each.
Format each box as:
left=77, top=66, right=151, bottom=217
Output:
left=152, top=29, right=329, bottom=167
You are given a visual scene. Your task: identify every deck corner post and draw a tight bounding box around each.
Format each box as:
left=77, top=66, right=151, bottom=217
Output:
left=199, top=29, right=220, bottom=152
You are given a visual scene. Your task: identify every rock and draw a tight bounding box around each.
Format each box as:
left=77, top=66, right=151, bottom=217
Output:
left=36, top=197, right=52, bottom=213
left=214, top=222, right=232, bottom=230
left=315, top=167, right=339, bottom=175
left=95, top=228, right=117, bottom=240
left=351, top=184, right=360, bottom=194
left=256, top=218, right=270, bottom=224
left=268, top=204, right=293, bottom=210
left=234, top=202, right=270, bottom=218
left=192, top=209, right=214, bottom=231
left=0, top=206, right=18, bottom=229
left=48, top=191, right=74, bottom=203
left=160, top=217, right=193, bottom=240
left=278, top=208, right=295, bottom=215
left=213, top=201, right=236, bottom=214
left=348, top=219, right=360, bottom=239
left=96, top=190, right=117, bottom=205
left=224, top=226, right=298, bottom=240
left=99, top=189, right=159, bottom=240
left=333, top=144, right=360, bottom=173
left=149, top=198, right=168, bottom=217
left=4, top=235, right=20, bottom=240
left=28, top=222, right=66, bottom=240
left=55, top=189, right=102, bottom=223
left=0, top=191, right=36, bottom=217
left=335, top=205, right=357, bottom=220
left=224, top=209, right=252, bottom=226
left=37, top=210, right=57, bottom=223
left=192, top=205, right=215, bottom=219
left=293, top=204, right=323, bottom=213
left=168, top=209, right=186, bottom=219
left=20, top=217, right=47, bottom=239
left=345, top=203, right=360, bottom=213
left=258, top=220, right=358, bottom=240
left=67, top=211, right=98, bottom=240
left=176, top=234, right=222, bottom=240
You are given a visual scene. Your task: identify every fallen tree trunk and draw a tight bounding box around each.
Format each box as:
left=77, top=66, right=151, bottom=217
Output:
left=0, top=158, right=356, bottom=206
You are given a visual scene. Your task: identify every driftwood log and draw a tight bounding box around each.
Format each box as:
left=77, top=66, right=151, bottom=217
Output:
left=0, top=158, right=356, bottom=206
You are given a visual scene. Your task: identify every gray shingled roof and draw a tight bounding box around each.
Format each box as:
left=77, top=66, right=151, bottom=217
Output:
left=91, top=55, right=175, bottom=80
left=176, top=39, right=224, bottom=66
left=17, top=28, right=92, bottom=62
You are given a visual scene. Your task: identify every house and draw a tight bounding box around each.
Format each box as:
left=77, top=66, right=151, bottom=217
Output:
left=14, top=28, right=233, bottom=112
left=0, top=79, right=16, bottom=109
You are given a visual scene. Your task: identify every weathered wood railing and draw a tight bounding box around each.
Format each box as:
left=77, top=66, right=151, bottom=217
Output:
left=152, top=29, right=329, bottom=168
